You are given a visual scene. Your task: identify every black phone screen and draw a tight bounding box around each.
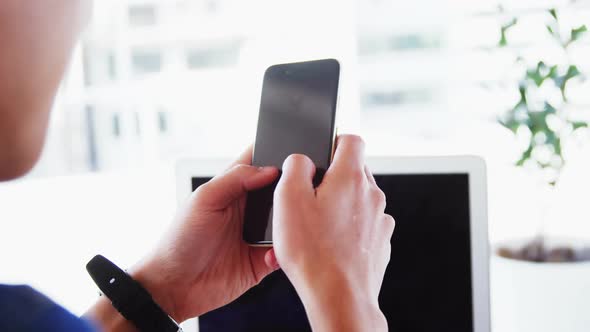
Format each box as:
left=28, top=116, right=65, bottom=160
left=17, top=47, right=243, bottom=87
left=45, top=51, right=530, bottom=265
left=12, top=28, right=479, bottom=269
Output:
left=243, top=59, right=340, bottom=244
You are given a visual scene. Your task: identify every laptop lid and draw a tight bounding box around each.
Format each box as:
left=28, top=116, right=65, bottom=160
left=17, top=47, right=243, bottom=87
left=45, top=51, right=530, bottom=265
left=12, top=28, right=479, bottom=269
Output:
left=176, top=156, right=490, bottom=332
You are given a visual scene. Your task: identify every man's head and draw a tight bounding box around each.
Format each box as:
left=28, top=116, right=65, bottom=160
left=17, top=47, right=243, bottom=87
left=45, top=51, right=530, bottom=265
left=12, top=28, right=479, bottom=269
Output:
left=0, top=102, right=52, bottom=181
left=0, top=0, right=91, bottom=181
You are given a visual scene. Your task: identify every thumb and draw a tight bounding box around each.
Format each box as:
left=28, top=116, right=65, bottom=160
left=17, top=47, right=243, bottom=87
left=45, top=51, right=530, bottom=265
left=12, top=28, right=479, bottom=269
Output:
left=196, top=164, right=278, bottom=209
left=276, top=154, right=316, bottom=196
left=249, top=247, right=280, bottom=283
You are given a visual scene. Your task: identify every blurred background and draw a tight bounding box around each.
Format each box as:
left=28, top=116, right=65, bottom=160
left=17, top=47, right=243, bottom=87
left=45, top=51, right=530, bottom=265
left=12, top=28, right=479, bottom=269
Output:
left=1, top=0, right=590, bottom=327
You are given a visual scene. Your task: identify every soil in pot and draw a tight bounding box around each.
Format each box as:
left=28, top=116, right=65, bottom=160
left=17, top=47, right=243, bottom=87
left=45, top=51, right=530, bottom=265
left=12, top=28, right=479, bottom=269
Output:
left=497, top=237, right=590, bottom=263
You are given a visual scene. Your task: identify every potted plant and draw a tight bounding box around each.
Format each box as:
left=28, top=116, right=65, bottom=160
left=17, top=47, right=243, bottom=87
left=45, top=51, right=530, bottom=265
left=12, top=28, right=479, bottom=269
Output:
left=490, top=6, right=590, bottom=332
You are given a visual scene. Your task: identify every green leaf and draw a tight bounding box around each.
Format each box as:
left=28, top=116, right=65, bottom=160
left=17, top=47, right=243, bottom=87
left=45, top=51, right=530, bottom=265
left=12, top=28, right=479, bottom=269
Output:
left=546, top=23, right=560, bottom=41
left=554, top=138, right=562, bottom=155
left=547, top=65, right=558, bottom=80
left=499, top=87, right=528, bottom=134
left=544, top=102, right=557, bottom=114
left=499, top=116, right=521, bottom=133
left=499, top=106, right=524, bottom=133
left=529, top=113, right=549, bottom=134
left=549, top=8, right=557, bottom=20
left=571, top=25, right=588, bottom=41
left=545, top=131, right=559, bottom=151
left=499, top=18, right=517, bottom=47
left=523, top=103, right=555, bottom=136
left=527, top=69, right=544, bottom=86
left=518, top=83, right=527, bottom=103
left=516, top=145, right=533, bottom=166
left=572, top=121, right=589, bottom=130
left=549, top=65, right=581, bottom=100
left=537, top=161, right=553, bottom=169
left=559, top=65, right=581, bottom=99
left=566, top=65, right=581, bottom=80
left=526, top=62, right=556, bottom=87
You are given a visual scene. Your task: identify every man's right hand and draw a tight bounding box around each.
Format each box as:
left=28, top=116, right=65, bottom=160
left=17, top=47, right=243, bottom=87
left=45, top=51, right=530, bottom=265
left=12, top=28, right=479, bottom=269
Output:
left=272, top=135, right=394, bottom=332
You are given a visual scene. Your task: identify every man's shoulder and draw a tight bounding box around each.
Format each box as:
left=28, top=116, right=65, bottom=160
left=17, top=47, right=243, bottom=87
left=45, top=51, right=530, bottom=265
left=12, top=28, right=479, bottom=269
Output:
left=0, top=284, right=96, bottom=332
left=0, top=284, right=54, bottom=313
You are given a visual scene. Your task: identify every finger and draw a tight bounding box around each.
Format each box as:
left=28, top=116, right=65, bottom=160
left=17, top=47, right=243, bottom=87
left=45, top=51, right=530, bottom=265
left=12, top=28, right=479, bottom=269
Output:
left=276, top=154, right=316, bottom=195
left=250, top=247, right=280, bottom=283
left=264, top=248, right=280, bottom=271
left=328, top=134, right=365, bottom=177
left=365, top=165, right=377, bottom=187
left=382, top=214, right=396, bottom=240
left=197, top=164, right=279, bottom=209
left=371, top=186, right=387, bottom=213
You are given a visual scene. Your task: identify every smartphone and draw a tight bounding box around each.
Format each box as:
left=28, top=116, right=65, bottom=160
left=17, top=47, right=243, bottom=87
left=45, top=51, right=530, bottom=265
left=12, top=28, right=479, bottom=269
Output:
left=243, top=59, right=340, bottom=246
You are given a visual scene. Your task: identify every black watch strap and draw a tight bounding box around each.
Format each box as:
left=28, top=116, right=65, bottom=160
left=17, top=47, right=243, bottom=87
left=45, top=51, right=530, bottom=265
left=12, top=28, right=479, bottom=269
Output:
left=86, top=255, right=182, bottom=332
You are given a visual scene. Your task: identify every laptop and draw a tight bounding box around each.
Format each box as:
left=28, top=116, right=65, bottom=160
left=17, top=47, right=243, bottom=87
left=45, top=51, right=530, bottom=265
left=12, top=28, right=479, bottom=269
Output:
left=176, top=156, right=490, bottom=332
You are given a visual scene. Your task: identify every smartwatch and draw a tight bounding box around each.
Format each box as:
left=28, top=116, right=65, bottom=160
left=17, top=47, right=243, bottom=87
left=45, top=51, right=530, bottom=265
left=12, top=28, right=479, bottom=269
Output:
left=86, top=255, right=182, bottom=332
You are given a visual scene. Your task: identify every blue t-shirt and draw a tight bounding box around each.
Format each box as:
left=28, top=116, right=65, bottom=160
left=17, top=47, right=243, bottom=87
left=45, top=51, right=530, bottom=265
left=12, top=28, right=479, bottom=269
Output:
left=0, top=284, right=96, bottom=332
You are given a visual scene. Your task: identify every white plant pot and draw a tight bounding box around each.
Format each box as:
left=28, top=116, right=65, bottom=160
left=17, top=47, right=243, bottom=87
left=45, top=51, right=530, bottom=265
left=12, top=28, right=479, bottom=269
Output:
left=490, top=240, right=590, bottom=332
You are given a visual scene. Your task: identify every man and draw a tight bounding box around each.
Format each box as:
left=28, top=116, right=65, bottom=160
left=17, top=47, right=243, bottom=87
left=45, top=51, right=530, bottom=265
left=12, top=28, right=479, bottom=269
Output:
left=0, top=1, right=395, bottom=331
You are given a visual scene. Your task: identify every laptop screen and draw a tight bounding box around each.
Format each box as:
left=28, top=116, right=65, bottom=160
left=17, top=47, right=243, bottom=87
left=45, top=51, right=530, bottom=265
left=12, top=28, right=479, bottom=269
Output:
left=191, top=173, right=473, bottom=331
